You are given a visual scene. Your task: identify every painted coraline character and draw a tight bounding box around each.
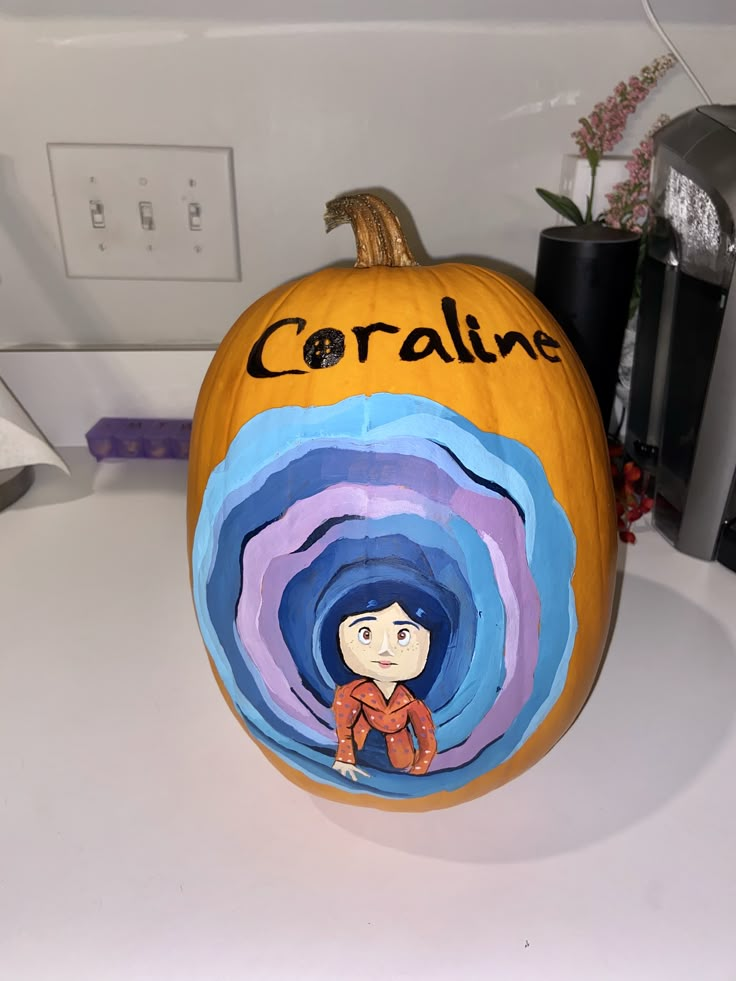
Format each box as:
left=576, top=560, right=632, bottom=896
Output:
left=331, top=597, right=438, bottom=781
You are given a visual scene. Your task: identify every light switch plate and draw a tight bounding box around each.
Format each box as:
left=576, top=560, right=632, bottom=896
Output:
left=47, top=143, right=241, bottom=281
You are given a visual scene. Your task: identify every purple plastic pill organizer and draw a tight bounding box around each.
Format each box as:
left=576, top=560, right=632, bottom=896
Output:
left=85, top=419, right=192, bottom=461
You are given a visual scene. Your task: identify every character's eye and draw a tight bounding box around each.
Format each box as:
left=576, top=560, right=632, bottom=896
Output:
left=358, top=626, right=372, bottom=645
left=397, top=628, right=411, bottom=647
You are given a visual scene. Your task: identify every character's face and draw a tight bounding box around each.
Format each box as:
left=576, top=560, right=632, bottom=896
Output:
left=338, top=602, right=431, bottom=684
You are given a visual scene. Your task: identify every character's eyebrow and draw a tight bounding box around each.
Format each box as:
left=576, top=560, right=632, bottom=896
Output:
left=394, top=619, right=419, bottom=629
left=347, top=615, right=377, bottom=628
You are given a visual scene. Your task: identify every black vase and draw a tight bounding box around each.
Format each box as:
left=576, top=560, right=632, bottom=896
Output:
left=534, top=223, right=640, bottom=430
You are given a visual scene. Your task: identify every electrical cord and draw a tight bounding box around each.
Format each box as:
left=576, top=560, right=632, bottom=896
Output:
left=640, top=0, right=713, bottom=104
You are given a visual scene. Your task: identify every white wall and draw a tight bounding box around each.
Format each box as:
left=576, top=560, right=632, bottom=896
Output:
left=1, top=10, right=735, bottom=349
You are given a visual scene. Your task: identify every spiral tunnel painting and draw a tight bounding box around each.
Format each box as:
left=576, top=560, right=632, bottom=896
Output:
left=192, top=393, right=577, bottom=803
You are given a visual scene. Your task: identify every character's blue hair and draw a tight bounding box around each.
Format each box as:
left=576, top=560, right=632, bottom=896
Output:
left=316, top=563, right=459, bottom=700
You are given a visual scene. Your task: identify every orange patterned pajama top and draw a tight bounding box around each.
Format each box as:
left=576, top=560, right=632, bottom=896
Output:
left=332, top=679, right=437, bottom=775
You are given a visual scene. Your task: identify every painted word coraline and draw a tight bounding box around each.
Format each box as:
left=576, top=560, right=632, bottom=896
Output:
left=247, top=295, right=563, bottom=378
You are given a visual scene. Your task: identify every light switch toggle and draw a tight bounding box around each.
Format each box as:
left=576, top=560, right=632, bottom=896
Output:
left=89, top=199, right=105, bottom=229
left=139, top=201, right=155, bottom=231
left=188, top=202, right=202, bottom=231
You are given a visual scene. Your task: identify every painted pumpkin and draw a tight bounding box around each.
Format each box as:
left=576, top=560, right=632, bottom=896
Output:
left=187, top=193, right=616, bottom=811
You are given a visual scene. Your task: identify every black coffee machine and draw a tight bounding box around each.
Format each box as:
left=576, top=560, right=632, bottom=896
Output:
left=627, top=106, right=736, bottom=570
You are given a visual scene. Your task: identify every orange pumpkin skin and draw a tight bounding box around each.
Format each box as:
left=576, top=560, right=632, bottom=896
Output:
left=188, top=196, right=617, bottom=811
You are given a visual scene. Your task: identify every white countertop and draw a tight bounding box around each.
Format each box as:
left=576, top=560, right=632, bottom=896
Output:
left=2, top=450, right=735, bottom=981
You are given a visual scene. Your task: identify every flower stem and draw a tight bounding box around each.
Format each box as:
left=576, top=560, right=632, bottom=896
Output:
left=586, top=162, right=598, bottom=224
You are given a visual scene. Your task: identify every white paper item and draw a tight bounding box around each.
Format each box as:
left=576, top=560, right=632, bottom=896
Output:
left=0, top=376, right=70, bottom=474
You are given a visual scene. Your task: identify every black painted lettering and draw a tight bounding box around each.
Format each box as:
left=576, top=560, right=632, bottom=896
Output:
left=495, top=330, right=538, bottom=360
left=302, top=328, right=345, bottom=369
left=465, top=314, right=497, bottom=363
left=441, top=296, right=475, bottom=363
left=533, top=329, right=562, bottom=363
left=247, top=317, right=307, bottom=378
left=399, top=327, right=454, bottom=363
left=352, top=322, right=401, bottom=363
left=246, top=302, right=561, bottom=379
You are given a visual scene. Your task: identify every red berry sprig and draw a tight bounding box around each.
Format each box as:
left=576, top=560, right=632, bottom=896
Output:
left=609, top=441, right=654, bottom=544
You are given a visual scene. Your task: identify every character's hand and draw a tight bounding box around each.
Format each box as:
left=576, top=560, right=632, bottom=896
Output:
left=332, top=761, right=370, bottom=781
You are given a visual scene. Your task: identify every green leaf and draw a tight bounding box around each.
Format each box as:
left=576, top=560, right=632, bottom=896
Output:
left=535, top=188, right=586, bottom=226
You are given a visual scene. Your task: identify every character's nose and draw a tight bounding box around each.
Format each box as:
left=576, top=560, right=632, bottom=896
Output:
left=378, top=630, right=392, bottom=654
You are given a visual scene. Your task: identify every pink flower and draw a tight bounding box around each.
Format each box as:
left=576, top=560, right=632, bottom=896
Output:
left=571, top=54, right=676, bottom=167
left=536, top=55, right=676, bottom=230
left=602, top=114, right=671, bottom=232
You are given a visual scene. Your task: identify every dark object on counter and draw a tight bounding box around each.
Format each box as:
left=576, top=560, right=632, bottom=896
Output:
left=717, top=522, right=736, bottom=573
left=0, top=465, right=34, bottom=511
left=85, top=418, right=192, bottom=461
left=626, top=106, right=736, bottom=571
left=534, top=223, right=640, bottom=432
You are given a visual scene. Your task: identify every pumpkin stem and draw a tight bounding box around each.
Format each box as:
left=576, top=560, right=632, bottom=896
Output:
left=324, top=193, right=418, bottom=268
